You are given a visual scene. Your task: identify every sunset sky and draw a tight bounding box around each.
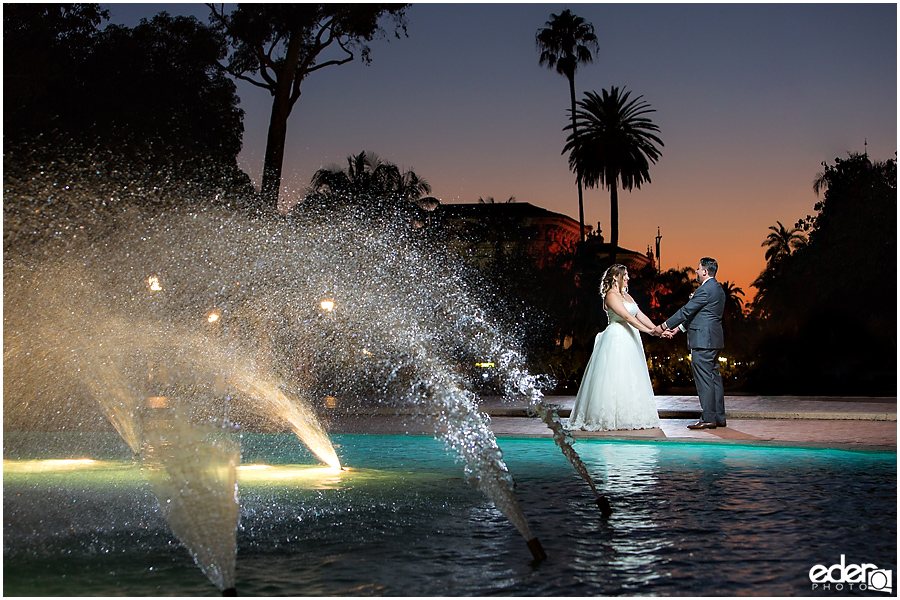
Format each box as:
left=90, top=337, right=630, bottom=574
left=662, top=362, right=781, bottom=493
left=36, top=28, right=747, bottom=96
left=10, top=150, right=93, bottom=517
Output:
left=109, top=3, right=897, bottom=299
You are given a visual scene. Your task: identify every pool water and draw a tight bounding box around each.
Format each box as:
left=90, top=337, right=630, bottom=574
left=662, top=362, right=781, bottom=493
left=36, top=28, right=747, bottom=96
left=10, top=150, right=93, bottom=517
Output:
left=4, top=433, right=896, bottom=596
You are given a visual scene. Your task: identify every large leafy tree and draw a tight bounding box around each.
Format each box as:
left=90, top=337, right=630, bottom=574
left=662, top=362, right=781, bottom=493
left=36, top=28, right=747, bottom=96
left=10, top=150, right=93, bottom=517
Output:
left=4, top=6, right=244, bottom=174
left=536, top=9, right=599, bottom=243
left=85, top=14, right=244, bottom=169
left=4, top=5, right=252, bottom=255
left=208, top=4, right=409, bottom=210
left=563, top=86, right=663, bottom=265
left=4, top=3, right=109, bottom=135
left=750, top=152, right=896, bottom=394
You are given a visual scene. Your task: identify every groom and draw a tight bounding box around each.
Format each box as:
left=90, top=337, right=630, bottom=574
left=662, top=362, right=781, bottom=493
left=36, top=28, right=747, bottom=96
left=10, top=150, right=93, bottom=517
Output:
left=652, top=257, right=726, bottom=429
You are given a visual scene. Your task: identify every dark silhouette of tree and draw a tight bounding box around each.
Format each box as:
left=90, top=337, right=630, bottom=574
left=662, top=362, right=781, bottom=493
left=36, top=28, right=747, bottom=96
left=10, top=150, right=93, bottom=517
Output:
left=308, top=150, right=430, bottom=201
left=477, top=196, right=517, bottom=204
left=761, top=220, right=807, bottom=267
left=208, top=4, right=408, bottom=210
left=85, top=14, right=244, bottom=170
left=536, top=9, right=598, bottom=243
left=650, top=266, right=696, bottom=322
left=298, top=150, right=431, bottom=232
left=720, top=280, right=745, bottom=319
left=4, top=5, right=255, bottom=256
left=4, top=6, right=245, bottom=180
left=563, top=87, right=663, bottom=265
left=4, top=4, right=109, bottom=136
left=751, top=220, right=806, bottom=316
left=749, top=152, right=896, bottom=394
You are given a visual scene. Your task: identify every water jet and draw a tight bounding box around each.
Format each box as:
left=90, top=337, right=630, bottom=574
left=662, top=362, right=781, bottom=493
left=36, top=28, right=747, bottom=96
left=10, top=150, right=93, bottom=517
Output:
left=5, top=173, right=612, bottom=592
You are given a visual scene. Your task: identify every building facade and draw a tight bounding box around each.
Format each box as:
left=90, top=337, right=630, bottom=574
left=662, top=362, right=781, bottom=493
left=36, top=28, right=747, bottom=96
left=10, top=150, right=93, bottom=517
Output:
left=435, top=201, right=654, bottom=271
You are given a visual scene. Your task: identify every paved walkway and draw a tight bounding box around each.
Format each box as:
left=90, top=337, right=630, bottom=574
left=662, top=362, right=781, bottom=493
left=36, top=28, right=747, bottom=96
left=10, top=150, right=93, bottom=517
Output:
left=328, top=395, right=897, bottom=451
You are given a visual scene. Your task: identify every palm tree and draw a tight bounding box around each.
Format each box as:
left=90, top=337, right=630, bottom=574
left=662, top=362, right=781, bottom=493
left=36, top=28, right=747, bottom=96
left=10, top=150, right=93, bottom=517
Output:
left=477, top=196, right=516, bottom=204
left=563, top=86, right=664, bottom=265
left=309, top=151, right=431, bottom=202
left=536, top=9, right=599, bottom=243
left=720, top=280, right=746, bottom=318
left=751, top=220, right=807, bottom=316
left=761, top=220, right=807, bottom=267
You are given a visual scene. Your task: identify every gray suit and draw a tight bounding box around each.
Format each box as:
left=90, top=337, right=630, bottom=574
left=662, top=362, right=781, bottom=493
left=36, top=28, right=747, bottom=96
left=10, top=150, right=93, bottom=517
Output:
left=665, top=278, right=726, bottom=424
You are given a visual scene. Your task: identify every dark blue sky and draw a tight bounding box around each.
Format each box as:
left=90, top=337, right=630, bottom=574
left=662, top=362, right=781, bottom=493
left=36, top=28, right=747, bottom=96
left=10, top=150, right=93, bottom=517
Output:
left=106, top=3, right=897, bottom=296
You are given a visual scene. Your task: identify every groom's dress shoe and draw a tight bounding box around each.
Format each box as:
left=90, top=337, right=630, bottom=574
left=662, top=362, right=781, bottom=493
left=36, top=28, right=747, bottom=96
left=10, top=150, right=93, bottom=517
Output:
left=687, top=421, right=717, bottom=430
left=716, top=421, right=727, bottom=427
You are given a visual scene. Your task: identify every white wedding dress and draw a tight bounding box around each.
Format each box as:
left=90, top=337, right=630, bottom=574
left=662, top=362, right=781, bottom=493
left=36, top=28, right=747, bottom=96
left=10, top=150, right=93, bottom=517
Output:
left=568, top=301, right=660, bottom=431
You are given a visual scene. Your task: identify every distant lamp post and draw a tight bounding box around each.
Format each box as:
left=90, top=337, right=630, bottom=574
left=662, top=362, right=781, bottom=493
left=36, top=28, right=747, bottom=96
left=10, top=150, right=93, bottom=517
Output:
left=148, top=275, right=162, bottom=292
left=320, top=299, right=335, bottom=312
left=208, top=311, right=220, bottom=324
left=655, top=227, right=662, bottom=273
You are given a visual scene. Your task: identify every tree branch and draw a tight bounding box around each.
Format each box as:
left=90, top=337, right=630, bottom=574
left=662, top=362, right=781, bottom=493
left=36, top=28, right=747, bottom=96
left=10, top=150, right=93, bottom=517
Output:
left=306, top=35, right=354, bottom=75
left=255, top=43, right=278, bottom=87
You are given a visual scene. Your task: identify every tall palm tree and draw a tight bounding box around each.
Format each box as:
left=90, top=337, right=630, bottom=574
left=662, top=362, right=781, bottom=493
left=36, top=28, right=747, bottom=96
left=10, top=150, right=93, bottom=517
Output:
left=536, top=9, right=599, bottom=243
left=563, top=86, right=663, bottom=264
left=761, top=220, right=807, bottom=267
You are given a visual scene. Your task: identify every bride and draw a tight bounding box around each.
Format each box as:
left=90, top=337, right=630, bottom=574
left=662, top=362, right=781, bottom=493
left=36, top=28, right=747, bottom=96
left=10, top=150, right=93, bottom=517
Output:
left=568, top=264, right=661, bottom=431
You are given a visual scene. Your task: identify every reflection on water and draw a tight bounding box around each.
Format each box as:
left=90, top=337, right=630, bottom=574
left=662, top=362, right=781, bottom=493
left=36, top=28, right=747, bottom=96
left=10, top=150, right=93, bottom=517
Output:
left=3, top=434, right=896, bottom=596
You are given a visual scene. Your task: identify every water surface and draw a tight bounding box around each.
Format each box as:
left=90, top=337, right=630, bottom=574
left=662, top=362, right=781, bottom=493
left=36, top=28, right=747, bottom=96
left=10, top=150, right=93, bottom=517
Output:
left=4, top=434, right=895, bottom=596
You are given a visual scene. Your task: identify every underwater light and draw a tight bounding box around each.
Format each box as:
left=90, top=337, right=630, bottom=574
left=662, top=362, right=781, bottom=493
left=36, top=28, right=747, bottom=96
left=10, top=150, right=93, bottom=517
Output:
left=4, top=458, right=99, bottom=473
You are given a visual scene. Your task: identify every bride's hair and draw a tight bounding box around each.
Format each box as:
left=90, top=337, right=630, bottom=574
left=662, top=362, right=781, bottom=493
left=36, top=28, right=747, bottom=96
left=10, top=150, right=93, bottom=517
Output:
left=600, top=264, right=628, bottom=297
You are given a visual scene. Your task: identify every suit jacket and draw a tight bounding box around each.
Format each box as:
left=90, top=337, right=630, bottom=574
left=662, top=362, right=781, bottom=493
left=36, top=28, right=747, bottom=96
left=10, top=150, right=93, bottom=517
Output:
left=665, top=278, right=725, bottom=350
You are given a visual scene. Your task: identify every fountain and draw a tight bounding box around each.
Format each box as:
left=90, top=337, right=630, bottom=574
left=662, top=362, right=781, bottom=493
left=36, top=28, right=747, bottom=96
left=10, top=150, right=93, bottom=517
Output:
left=4, top=162, right=611, bottom=592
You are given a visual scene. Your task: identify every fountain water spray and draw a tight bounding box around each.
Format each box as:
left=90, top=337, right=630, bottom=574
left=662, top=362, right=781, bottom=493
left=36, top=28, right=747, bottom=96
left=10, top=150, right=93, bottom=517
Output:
left=498, top=352, right=613, bottom=517
left=142, top=416, right=240, bottom=594
left=5, top=171, right=609, bottom=584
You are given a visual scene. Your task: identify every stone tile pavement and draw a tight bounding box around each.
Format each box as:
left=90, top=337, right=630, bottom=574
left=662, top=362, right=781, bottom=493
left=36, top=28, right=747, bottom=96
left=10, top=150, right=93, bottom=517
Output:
left=327, top=395, right=897, bottom=451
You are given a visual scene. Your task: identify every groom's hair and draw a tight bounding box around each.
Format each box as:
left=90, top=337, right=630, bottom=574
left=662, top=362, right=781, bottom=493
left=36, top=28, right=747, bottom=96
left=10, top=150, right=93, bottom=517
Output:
left=700, top=257, right=718, bottom=276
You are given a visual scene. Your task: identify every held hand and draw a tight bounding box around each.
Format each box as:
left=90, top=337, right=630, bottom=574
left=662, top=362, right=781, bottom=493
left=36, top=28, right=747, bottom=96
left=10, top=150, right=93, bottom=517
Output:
left=662, top=329, right=677, bottom=339
left=650, top=324, right=664, bottom=337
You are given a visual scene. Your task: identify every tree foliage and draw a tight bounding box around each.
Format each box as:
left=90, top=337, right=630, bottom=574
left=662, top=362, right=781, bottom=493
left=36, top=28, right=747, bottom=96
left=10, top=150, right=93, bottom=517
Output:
left=4, top=4, right=108, bottom=131
left=536, top=8, right=598, bottom=242
left=749, top=152, right=897, bottom=394
left=208, top=4, right=409, bottom=208
left=4, top=6, right=245, bottom=174
left=564, top=87, right=663, bottom=264
left=4, top=4, right=255, bottom=256
left=308, top=151, right=431, bottom=203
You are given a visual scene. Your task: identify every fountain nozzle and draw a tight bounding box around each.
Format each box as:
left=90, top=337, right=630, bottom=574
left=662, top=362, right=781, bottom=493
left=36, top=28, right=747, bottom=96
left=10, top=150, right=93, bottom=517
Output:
left=596, top=495, right=613, bottom=518
left=526, top=537, right=547, bottom=562
left=222, top=587, right=238, bottom=596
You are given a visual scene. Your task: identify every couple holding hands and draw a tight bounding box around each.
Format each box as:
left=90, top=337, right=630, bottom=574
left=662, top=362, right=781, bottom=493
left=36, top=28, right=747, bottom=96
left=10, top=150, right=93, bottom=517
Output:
left=568, top=257, right=726, bottom=432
